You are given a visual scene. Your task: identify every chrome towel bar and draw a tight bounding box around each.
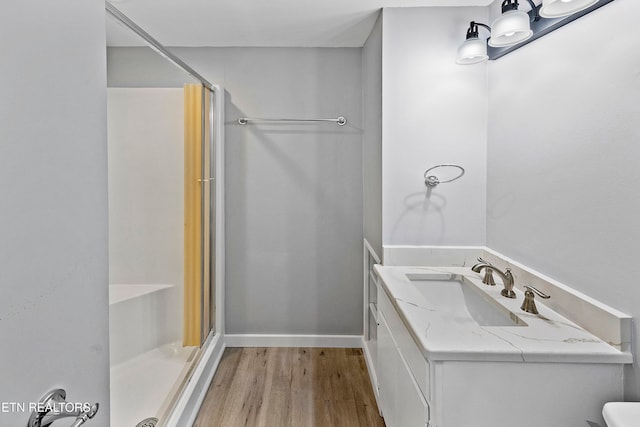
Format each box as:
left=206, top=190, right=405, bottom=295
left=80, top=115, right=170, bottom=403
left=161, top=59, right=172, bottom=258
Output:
left=237, top=116, right=347, bottom=126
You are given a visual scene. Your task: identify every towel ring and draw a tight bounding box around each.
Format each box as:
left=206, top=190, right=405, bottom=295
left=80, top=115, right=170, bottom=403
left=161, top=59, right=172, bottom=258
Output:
left=424, top=164, right=465, bottom=187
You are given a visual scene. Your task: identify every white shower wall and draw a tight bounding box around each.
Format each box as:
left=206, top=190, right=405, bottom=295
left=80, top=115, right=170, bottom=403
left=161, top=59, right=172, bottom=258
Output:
left=107, top=88, right=184, bottom=347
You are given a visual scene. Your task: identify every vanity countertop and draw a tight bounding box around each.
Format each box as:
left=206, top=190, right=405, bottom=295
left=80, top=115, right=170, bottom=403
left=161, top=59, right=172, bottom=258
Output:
left=374, top=265, right=633, bottom=364
left=603, top=402, right=640, bottom=427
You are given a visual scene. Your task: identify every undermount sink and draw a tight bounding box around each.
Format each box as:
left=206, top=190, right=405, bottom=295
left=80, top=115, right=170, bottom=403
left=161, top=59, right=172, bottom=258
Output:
left=406, top=272, right=525, bottom=327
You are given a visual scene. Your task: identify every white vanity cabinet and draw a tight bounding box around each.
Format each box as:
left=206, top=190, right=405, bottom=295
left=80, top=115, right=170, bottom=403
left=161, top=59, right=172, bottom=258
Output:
left=376, top=281, right=430, bottom=427
left=372, top=265, right=630, bottom=427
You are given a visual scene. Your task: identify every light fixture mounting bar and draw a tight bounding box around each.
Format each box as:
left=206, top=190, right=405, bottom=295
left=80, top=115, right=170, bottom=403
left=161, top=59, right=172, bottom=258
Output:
left=488, top=0, right=614, bottom=60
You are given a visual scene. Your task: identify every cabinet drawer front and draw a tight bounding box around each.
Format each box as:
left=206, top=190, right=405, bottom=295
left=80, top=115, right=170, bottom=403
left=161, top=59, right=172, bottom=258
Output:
left=378, top=284, right=430, bottom=402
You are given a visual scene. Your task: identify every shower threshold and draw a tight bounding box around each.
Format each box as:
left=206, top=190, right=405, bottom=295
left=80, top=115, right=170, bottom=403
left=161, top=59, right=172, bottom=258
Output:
left=110, top=342, right=198, bottom=427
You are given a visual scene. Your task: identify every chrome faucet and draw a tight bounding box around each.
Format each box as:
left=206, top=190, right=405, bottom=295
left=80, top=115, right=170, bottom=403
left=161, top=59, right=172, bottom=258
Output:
left=471, top=257, right=516, bottom=298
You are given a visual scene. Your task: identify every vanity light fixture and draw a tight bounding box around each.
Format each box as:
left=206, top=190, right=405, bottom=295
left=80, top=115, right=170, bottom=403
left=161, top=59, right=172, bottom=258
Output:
left=489, top=0, right=539, bottom=48
left=456, top=22, right=492, bottom=64
left=457, top=0, right=615, bottom=63
left=539, top=0, right=599, bottom=18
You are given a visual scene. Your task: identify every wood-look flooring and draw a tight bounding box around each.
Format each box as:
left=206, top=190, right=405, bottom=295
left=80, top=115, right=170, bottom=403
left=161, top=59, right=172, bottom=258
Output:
left=194, top=347, right=385, bottom=427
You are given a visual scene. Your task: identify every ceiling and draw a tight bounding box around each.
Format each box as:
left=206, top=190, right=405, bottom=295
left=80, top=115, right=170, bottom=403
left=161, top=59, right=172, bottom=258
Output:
left=106, top=0, right=493, bottom=48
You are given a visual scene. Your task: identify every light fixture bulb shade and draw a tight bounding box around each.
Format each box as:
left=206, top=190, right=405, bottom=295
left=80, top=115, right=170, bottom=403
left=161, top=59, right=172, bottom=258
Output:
left=456, top=37, right=488, bottom=65
left=488, top=10, right=533, bottom=47
left=539, top=0, right=598, bottom=18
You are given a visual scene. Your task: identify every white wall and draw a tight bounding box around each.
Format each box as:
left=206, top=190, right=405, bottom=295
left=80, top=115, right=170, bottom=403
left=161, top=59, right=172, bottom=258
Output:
left=0, top=1, right=110, bottom=425
left=363, top=14, right=384, bottom=259
left=487, top=0, right=640, bottom=399
left=382, top=7, right=488, bottom=247
left=107, top=88, right=184, bottom=348
left=108, top=47, right=365, bottom=335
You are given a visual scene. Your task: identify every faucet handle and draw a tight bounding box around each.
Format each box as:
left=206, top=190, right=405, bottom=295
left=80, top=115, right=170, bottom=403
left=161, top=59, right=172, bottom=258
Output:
left=482, top=268, right=496, bottom=286
left=471, top=257, right=494, bottom=275
left=521, top=285, right=551, bottom=314
left=524, top=285, right=550, bottom=299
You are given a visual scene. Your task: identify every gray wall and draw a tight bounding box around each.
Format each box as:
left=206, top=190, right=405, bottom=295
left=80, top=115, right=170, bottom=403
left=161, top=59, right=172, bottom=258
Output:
left=487, top=0, right=640, bottom=399
left=108, top=47, right=364, bottom=335
left=362, top=14, right=383, bottom=259
left=107, top=47, right=198, bottom=87
left=0, top=2, right=110, bottom=425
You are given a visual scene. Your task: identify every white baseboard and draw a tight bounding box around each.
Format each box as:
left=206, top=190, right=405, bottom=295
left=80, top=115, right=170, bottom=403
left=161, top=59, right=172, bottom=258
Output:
left=225, top=334, right=364, bottom=348
left=163, top=333, right=226, bottom=427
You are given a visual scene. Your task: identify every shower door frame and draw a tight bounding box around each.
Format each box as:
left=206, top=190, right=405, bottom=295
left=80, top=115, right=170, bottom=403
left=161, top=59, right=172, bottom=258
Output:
left=106, top=3, right=225, bottom=425
left=202, top=85, right=222, bottom=343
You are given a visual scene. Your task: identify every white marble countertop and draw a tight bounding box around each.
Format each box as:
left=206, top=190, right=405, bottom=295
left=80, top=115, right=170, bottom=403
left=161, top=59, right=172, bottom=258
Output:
left=374, top=265, right=633, bottom=364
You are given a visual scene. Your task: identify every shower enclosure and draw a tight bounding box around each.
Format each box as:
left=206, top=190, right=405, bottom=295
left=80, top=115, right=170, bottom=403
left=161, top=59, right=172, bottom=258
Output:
left=106, top=3, right=223, bottom=426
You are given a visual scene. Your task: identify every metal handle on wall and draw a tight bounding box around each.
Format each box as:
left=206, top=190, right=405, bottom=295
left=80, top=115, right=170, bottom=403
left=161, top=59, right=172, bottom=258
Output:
left=27, top=389, right=99, bottom=427
left=424, top=164, right=465, bottom=187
